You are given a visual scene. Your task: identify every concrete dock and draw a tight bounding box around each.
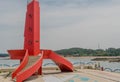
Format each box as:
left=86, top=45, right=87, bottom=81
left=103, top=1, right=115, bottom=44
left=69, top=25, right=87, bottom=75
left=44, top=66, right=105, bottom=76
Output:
left=0, top=68, right=120, bottom=82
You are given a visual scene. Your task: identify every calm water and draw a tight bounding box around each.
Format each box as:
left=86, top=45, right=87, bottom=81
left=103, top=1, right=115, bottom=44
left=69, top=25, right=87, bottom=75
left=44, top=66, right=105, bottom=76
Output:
left=68, top=58, right=120, bottom=72
left=68, top=58, right=120, bottom=70
left=0, top=57, right=120, bottom=72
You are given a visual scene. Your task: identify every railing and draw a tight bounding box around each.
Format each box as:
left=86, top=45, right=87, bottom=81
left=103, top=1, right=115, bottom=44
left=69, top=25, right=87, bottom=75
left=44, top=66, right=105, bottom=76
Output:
left=50, top=51, right=73, bottom=72
left=43, top=63, right=56, bottom=66
left=0, top=64, right=19, bottom=68
left=12, top=50, right=29, bottom=79
left=104, top=68, right=113, bottom=72
left=113, top=69, right=120, bottom=73
left=86, top=62, right=95, bottom=65
left=0, top=64, right=10, bottom=67
left=12, top=64, right=19, bottom=67
left=104, top=68, right=120, bottom=72
left=73, top=62, right=95, bottom=65
left=16, top=54, right=43, bottom=82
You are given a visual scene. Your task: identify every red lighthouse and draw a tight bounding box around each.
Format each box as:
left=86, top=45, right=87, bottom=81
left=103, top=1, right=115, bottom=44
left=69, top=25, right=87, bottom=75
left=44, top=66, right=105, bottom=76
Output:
left=24, top=0, right=40, bottom=56
left=8, top=0, right=73, bottom=82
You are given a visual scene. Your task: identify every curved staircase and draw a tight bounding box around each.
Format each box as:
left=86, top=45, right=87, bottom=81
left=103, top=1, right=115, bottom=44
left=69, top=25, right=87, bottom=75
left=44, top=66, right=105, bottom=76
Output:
left=11, top=50, right=43, bottom=82
left=42, top=50, right=73, bottom=72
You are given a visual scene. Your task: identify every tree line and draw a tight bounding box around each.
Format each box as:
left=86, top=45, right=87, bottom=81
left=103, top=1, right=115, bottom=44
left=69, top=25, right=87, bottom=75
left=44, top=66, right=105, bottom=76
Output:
left=55, top=48, right=120, bottom=56
left=1, top=47, right=120, bottom=57
left=0, top=53, right=9, bottom=57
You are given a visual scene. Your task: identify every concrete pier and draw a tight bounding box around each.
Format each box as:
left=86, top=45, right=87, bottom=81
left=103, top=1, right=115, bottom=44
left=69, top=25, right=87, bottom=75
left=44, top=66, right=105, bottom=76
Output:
left=0, top=67, right=120, bottom=82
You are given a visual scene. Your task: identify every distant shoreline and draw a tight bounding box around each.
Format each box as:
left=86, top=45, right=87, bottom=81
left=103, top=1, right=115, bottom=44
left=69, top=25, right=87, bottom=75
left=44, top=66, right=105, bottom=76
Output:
left=66, top=56, right=120, bottom=58
left=0, top=54, right=9, bottom=57
left=1, top=56, right=120, bottom=62
left=66, top=56, right=120, bottom=62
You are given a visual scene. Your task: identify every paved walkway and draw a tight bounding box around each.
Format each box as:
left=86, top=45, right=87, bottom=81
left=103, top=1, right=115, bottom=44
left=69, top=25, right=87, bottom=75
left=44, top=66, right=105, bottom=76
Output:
left=0, top=70, right=120, bottom=82
left=78, top=69, right=120, bottom=82
left=43, top=75, right=75, bottom=82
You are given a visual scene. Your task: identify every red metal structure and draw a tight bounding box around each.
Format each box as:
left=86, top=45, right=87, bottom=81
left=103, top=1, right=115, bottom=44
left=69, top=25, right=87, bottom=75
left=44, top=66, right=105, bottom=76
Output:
left=8, top=0, right=73, bottom=82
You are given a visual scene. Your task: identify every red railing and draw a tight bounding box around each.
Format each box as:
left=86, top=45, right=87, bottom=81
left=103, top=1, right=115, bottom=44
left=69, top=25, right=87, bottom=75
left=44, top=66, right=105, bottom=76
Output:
left=12, top=50, right=29, bottom=79
left=16, top=54, right=43, bottom=82
left=50, top=51, right=73, bottom=72
left=41, top=50, right=73, bottom=72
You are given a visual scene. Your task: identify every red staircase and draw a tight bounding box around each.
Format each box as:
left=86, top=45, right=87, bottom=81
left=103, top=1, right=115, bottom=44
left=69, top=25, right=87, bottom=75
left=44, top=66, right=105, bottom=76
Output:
left=9, top=49, right=43, bottom=82
left=16, top=55, right=43, bottom=82
left=11, top=50, right=29, bottom=79
left=42, top=50, right=73, bottom=72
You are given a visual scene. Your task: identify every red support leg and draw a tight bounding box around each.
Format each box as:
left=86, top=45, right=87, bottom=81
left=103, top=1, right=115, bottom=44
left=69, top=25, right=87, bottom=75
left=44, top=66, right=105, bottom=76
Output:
left=38, top=66, right=42, bottom=75
left=42, top=50, right=73, bottom=72
left=20, top=59, right=23, bottom=63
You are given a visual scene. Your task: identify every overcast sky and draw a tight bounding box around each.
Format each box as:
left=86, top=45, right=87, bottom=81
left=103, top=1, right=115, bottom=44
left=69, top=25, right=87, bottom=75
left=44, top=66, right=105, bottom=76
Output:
left=1, top=0, right=120, bottom=53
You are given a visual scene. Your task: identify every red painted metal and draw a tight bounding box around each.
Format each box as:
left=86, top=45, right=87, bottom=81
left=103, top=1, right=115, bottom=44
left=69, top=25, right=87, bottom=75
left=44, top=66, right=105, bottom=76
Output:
left=12, top=50, right=29, bottom=79
left=8, top=0, right=73, bottom=82
left=8, top=50, right=26, bottom=59
left=42, top=50, right=73, bottom=72
left=50, top=51, right=73, bottom=72
left=24, top=0, right=40, bottom=55
left=16, top=54, right=43, bottom=82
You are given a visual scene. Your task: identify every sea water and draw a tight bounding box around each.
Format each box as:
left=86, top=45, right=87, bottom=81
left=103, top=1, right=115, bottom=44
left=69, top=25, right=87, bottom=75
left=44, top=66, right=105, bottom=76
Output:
left=0, top=57, right=120, bottom=73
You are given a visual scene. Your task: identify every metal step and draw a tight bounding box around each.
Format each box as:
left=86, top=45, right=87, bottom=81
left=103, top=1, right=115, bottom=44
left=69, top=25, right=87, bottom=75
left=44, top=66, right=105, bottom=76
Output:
left=21, top=56, right=40, bottom=72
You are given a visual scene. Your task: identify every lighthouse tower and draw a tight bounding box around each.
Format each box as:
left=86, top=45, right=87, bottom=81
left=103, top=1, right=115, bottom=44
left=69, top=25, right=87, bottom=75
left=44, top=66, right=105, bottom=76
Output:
left=8, top=0, right=73, bottom=82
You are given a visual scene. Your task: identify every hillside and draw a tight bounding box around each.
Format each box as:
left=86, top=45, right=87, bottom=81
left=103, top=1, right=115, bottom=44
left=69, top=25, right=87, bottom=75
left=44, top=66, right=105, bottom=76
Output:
left=55, top=47, right=120, bottom=57
left=0, top=53, right=9, bottom=57
left=1, top=47, right=120, bottom=57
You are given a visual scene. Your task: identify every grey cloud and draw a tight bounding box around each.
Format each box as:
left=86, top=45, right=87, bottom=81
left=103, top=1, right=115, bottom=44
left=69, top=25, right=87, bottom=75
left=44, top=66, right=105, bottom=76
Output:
left=1, top=0, right=120, bottom=53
